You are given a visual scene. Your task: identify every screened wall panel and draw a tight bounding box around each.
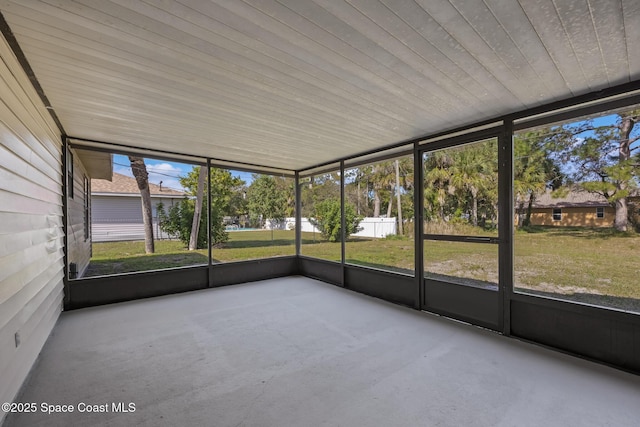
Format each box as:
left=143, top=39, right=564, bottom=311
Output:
left=80, top=153, right=208, bottom=277
left=344, top=153, right=414, bottom=275
left=300, top=165, right=342, bottom=262
left=513, top=105, right=640, bottom=314
left=210, top=169, right=295, bottom=263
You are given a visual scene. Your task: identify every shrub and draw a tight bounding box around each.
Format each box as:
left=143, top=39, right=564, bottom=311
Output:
left=157, top=200, right=228, bottom=249
left=309, top=198, right=363, bottom=242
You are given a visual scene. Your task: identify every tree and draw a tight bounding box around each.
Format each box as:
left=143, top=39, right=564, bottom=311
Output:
left=456, top=141, right=499, bottom=227
left=246, top=174, right=288, bottom=239
left=513, top=128, right=564, bottom=227
left=448, top=144, right=491, bottom=227
left=128, top=156, right=154, bottom=253
left=300, top=172, right=341, bottom=218
left=157, top=200, right=204, bottom=247
left=423, top=150, right=454, bottom=222
left=370, top=161, right=397, bottom=218
left=395, top=159, right=403, bottom=235
left=309, top=198, right=363, bottom=242
left=422, top=141, right=499, bottom=229
left=560, top=110, right=640, bottom=231
left=344, top=168, right=368, bottom=216
left=342, top=156, right=414, bottom=237
left=158, top=166, right=244, bottom=248
left=194, top=166, right=244, bottom=244
left=188, top=166, right=207, bottom=250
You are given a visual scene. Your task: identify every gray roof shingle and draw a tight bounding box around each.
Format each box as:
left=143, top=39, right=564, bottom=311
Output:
left=91, top=173, right=185, bottom=196
left=532, top=189, right=609, bottom=208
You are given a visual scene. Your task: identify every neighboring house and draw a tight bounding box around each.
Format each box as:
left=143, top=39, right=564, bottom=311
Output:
left=67, top=148, right=113, bottom=278
left=526, top=189, right=615, bottom=227
left=91, top=172, right=186, bottom=242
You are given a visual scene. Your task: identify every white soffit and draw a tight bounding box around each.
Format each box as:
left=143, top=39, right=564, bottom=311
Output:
left=74, top=148, right=113, bottom=180
left=1, top=0, right=639, bottom=170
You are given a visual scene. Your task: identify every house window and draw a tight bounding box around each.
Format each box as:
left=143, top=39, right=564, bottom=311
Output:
left=67, top=149, right=74, bottom=199
left=84, top=176, right=90, bottom=241
left=596, top=207, right=605, bottom=219
left=552, top=208, right=562, bottom=221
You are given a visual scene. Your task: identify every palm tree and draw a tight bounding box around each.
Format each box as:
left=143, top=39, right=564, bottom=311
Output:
left=448, top=142, right=496, bottom=227
left=423, top=150, right=454, bottom=222
left=128, top=156, right=154, bottom=254
left=370, top=163, right=395, bottom=217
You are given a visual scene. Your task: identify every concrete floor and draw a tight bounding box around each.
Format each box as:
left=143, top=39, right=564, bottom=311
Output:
left=5, top=276, right=640, bottom=427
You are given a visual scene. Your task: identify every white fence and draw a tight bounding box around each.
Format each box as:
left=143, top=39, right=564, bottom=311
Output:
left=267, top=217, right=397, bottom=238
left=353, top=217, right=397, bottom=238
left=94, top=216, right=398, bottom=242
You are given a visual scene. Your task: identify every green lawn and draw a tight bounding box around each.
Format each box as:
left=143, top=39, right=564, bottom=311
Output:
left=513, top=227, right=640, bottom=311
left=85, top=240, right=210, bottom=276
left=86, top=230, right=296, bottom=276
left=85, top=227, right=640, bottom=312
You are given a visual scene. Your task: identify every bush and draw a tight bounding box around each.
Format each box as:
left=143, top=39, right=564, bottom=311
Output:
left=309, top=198, right=362, bottom=242
left=157, top=200, right=228, bottom=249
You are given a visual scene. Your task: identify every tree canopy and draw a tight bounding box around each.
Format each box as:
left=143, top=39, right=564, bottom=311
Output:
left=423, top=140, right=498, bottom=228
left=246, top=174, right=292, bottom=227
left=158, top=166, right=245, bottom=248
left=343, top=157, right=414, bottom=236
left=557, top=110, right=639, bottom=231
left=513, top=109, right=640, bottom=231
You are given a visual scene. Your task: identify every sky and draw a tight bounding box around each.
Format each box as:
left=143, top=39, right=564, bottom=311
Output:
left=112, top=154, right=254, bottom=192
left=564, top=111, right=638, bottom=150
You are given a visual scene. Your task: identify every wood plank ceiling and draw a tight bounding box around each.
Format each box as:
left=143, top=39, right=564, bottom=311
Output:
left=1, top=0, right=638, bottom=171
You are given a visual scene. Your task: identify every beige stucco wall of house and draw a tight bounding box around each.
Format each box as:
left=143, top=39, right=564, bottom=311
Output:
left=529, top=206, right=615, bottom=227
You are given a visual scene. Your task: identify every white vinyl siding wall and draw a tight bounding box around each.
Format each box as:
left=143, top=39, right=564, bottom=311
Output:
left=66, top=149, right=91, bottom=277
left=91, top=195, right=181, bottom=242
left=0, top=34, right=64, bottom=424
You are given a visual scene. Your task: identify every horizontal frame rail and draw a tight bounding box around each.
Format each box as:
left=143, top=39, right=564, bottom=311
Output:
left=424, top=234, right=500, bottom=244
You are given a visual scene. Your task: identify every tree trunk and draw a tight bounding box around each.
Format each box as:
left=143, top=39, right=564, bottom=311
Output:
left=189, top=166, right=207, bottom=250
left=357, top=181, right=361, bottom=215
left=615, top=197, right=628, bottom=232
left=386, top=192, right=393, bottom=218
left=372, top=165, right=381, bottom=217
left=516, top=200, right=525, bottom=228
left=395, top=159, right=403, bottom=235
left=471, top=187, right=478, bottom=227
left=438, top=193, right=445, bottom=221
left=128, top=156, right=154, bottom=254
left=524, top=193, right=535, bottom=227
left=615, top=115, right=635, bottom=231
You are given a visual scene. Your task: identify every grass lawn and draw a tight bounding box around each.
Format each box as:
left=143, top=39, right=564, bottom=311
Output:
left=85, top=230, right=296, bottom=276
left=514, top=227, right=640, bottom=311
left=85, top=240, right=210, bottom=276
left=85, top=227, right=639, bottom=313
